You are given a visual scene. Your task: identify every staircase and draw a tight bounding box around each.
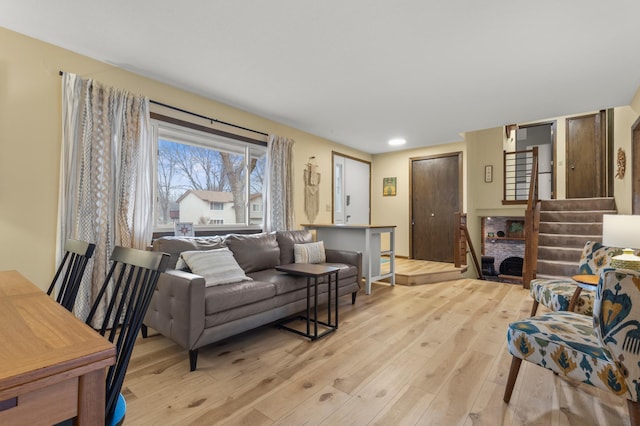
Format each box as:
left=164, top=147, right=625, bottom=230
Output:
left=535, top=197, right=617, bottom=280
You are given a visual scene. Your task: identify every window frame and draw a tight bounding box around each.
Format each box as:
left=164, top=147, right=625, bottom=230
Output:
left=151, top=114, right=267, bottom=234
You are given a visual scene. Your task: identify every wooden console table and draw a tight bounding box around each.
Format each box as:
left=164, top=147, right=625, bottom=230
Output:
left=0, top=270, right=116, bottom=425
left=301, top=224, right=396, bottom=295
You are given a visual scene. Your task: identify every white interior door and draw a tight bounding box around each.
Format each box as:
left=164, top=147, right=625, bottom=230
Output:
left=333, top=154, right=370, bottom=224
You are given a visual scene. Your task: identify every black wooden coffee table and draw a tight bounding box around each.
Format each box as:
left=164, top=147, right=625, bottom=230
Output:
left=275, top=263, right=339, bottom=340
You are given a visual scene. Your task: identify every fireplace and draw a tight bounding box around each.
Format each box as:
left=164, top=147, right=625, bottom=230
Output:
left=499, top=256, right=523, bottom=277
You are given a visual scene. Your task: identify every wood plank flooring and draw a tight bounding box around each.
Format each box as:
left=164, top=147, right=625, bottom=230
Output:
left=124, top=269, right=630, bottom=425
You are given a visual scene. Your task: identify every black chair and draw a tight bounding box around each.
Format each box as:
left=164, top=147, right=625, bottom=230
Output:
left=85, top=246, right=169, bottom=426
left=46, top=239, right=96, bottom=311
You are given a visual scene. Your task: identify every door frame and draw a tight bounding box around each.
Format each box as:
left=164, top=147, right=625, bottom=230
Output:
left=331, top=151, right=371, bottom=224
left=565, top=110, right=607, bottom=198
left=632, top=116, right=640, bottom=214
left=516, top=120, right=557, bottom=199
left=409, top=151, right=463, bottom=259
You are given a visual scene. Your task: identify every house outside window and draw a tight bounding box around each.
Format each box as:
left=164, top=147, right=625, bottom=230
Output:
left=153, top=119, right=266, bottom=231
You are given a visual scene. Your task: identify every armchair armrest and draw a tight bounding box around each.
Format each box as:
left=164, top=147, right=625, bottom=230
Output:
left=144, top=269, right=206, bottom=351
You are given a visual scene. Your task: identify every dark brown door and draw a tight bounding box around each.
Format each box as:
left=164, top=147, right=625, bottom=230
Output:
left=566, top=111, right=606, bottom=198
left=410, top=153, right=461, bottom=262
left=633, top=117, right=640, bottom=214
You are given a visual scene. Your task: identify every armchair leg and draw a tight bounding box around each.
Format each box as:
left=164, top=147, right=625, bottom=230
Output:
left=530, top=300, right=539, bottom=316
left=627, top=400, right=640, bottom=425
left=503, top=356, right=522, bottom=403
left=351, top=291, right=357, bottom=304
left=141, top=324, right=148, bottom=338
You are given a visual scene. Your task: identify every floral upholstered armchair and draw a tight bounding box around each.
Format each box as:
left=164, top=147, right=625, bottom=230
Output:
left=504, top=268, right=640, bottom=423
left=529, top=241, right=622, bottom=316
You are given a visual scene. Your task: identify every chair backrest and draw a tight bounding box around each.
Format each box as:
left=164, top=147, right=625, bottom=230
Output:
left=85, top=246, right=169, bottom=421
left=577, top=241, right=622, bottom=276
left=46, top=239, right=96, bottom=311
left=593, top=268, right=640, bottom=401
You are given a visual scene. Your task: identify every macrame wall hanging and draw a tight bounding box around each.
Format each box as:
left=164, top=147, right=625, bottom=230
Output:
left=615, top=148, right=626, bottom=179
left=304, top=157, right=320, bottom=223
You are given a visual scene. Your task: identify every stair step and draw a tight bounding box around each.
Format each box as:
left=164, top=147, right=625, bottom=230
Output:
left=539, top=210, right=616, bottom=223
left=538, top=222, right=603, bottom=235
left=537, top=234, right=601, bottom=249
left=536, top=259, right=578, bottom=277
left=537, top=246, right=583, bottom=263
left=534, top=273, right=574, bottom=282
left=539, top=197, right=616, bottom=211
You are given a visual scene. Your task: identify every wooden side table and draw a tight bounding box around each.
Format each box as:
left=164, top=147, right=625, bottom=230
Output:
left=275, top=263, right=339, bottom=340
left=569, top=274, right=599, bottom=311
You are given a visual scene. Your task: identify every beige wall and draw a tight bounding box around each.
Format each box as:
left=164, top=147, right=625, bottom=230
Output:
left=2, top=25, right=639, bottom=289
left=370, top=141, right=466, bottom=257
left=0, top=27, right=370, bottom=289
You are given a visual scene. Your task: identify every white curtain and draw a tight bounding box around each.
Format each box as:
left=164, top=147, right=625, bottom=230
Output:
left=57, top=73, right=153, bottom=321
left=264, top=135, right=294, bottom=232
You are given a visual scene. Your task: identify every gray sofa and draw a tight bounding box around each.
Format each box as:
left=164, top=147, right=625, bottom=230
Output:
left=143, top=230, right=362, bottom=371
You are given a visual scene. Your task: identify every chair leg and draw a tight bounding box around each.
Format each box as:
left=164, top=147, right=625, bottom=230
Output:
left=627, top=400, right=640, bottom=425
left=530, top=300, right=539, bottom=316
left=503, top=356, right=523, bottom=403
left=352, top=291, right=357, bottom=304
left=140, top=324, right=148, bottom=338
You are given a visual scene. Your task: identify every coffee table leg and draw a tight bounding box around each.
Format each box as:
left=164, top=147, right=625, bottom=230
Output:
left=306, top=276, right=310, bottom=336
left=334, top=271, right=339, bottom=328
left=327, top=273, right=332, bottom=325
left=314, top=276, right=319, bottom=338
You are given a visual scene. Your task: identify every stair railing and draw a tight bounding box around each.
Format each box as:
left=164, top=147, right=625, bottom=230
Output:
left=454, top=212, right=483, bottom=280
left=503, top=148, right=537, bottom=203
left=521, top=146, right=540, bottom=289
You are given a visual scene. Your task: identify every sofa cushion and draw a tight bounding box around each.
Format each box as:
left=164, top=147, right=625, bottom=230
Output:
left=276, top=230, right=313, bottom=265
left=204, top=280, right=276, bottom=315
left=294, top=241, right=326, bottom=264
left=151, top=236, right=225, bottom=269
left=249, top=269, right=308, bottom=295
left=177, top=248, right=252, bottom=287
left=225, top=233, right=280, bottom=273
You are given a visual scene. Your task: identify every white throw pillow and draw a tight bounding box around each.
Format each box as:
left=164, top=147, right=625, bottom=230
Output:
left=294, top=241, right=326, bottom=264
left=177, top=248, right=252, bottom=287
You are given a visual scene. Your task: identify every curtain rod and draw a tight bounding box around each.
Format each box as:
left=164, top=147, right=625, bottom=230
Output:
left=58, top=71, right=269, bottom=137
left=149, top=100, right=268, bottom=137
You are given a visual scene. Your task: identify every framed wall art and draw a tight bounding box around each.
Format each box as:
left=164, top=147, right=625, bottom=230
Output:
left=383, top=177, right=397, bottom=196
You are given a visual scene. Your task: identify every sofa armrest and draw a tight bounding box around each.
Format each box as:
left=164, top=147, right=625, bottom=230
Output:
left=144, top=269, right=206, bottom=351
left=325, top=248, right=362, bottom=284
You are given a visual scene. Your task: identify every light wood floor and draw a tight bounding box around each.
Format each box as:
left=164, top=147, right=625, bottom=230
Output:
left=124, top=275, right=629, bottom=425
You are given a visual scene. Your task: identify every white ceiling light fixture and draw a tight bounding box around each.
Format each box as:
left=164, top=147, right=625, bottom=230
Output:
left=388, top=138, right=406, bottom=147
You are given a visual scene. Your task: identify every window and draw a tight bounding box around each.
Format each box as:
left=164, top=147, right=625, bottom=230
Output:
left=153, top=119, right=266, bottom=231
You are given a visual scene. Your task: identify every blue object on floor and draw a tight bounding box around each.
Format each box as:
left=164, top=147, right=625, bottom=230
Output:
left=107, top=393, right=126, bottom=426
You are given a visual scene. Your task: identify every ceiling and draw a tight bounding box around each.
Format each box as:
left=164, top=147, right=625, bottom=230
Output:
left=2, top=1, right=640, bottom=154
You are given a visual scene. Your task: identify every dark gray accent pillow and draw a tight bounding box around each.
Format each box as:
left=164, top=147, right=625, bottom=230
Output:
left=225, top=233, right=280, bottom=273
left=275, top=230, right=313, bottom=265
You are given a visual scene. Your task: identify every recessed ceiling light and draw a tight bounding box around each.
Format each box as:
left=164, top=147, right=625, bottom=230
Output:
left=388, top=138, right=406, bottom=146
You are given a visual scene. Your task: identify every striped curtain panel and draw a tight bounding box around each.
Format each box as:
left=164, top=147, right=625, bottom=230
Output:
left=264, top=135, right=294, bottom=232
left=58, top=72, right=153, bottom=322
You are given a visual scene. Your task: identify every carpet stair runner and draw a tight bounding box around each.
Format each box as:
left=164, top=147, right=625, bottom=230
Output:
left=535, top=197, right=617, bottom=280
